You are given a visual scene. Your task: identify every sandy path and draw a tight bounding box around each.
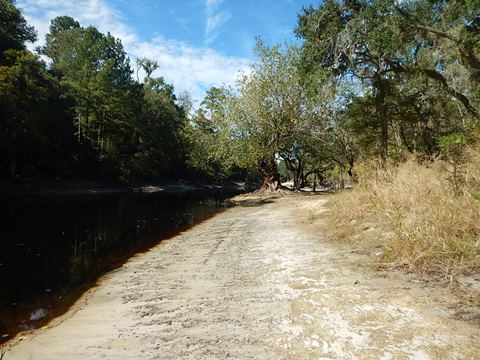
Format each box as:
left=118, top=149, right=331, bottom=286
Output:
left=4, top=196, right=480, bottom=359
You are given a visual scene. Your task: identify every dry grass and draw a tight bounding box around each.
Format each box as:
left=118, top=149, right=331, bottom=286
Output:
left=328, top=148, right=480, bottom=279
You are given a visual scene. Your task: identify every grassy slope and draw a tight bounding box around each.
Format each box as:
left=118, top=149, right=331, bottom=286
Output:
left=325, top=150, right=480, bottom=301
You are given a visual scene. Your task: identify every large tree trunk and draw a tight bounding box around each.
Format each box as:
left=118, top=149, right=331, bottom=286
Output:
left=300, top=168, right=308, bottom=189
left=293, top=165, right=303, bottom=191
left=348, top=158, right=355, bottom=180
left=282, top=156, right=303, bottom=191
left=259, top=157, right=280, bottom=191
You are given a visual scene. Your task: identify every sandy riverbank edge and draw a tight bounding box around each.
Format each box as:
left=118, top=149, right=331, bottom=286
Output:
left=2, top=193, right=479, bottom=359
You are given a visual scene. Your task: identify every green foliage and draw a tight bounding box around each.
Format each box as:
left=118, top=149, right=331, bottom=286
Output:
left=0, top=49, right=74, bottom=178
left=222, top=40, right=319, bottom=188
left=295, top=0, right=480, bottom=178
left=135, top=77, right=188, bottom=179
left=186, top=87, right=235, bottom=180
left=136, top=57, right=159, bottom=80
left=438, top=132, right=471, bottom=195
left=41, top=20, right=145, bottom=177
left=0, top=0, right=36, bottom=54
left=438, top=133, right=470, bottom=159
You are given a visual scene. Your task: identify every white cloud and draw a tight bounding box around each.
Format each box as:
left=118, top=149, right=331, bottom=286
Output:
left=132, top=36, right=250, bottom=103
left=204, top=0, right=231, bottom=44
left=19, top=0, right=138, bottom=49
left=17, top=0, right=249, bottom=104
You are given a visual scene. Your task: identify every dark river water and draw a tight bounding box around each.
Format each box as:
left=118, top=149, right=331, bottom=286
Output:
left=0, top=188, right=237, bottom=344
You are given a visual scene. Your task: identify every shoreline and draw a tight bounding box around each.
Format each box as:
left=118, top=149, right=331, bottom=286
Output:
left=0, top=188, right=241, bottom=345
left=0, top=181, right=244, bottom=198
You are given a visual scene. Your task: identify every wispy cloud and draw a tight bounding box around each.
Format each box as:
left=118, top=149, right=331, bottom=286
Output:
left=205, top=0, right=231, bottom=44
left=17, top=0, right=249, bottom=104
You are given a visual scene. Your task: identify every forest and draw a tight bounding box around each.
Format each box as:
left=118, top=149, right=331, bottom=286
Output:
left=1, top=0, right=479, bottom=190
left=1, top=0, right=209, bottom=183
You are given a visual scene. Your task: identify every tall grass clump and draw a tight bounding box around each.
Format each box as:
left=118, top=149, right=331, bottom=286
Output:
left=329, top=148, right=480, bottom=278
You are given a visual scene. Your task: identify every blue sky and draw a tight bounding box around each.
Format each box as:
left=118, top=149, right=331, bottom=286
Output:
left=18, top=0, right=316, bottom=103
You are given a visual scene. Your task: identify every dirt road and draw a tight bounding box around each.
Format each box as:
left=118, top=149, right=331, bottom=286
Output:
left=4, top=195, right=480, bottom=359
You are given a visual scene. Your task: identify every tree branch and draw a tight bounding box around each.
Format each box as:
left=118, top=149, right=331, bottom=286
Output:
left=389, top=61, right=480, bottom=119
left=413, top=24, right=480, bottom=72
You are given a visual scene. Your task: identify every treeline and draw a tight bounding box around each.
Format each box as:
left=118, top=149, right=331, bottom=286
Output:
left=193, top=0, right=479, bottom=190
left=2, top=0, right=479, bottom=189
left=0, top=0, right=226, bottom=183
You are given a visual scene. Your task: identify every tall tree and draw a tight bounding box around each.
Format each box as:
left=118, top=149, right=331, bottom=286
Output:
left=226, top=40, right=316, bottom=190
left=42, top=18, right=142, bottom=177
left=134, top=77, right=188, bottom=179
left=136, top=57, right=159, bottom=80
left=187, top=87, right=234, bottom=180
left=0, top=1, right=66, bottom=179
left=0, top=0, right=36, bottom=54
left=0, top=50, right=59, bottom=178
left=297, top=0, right=407, bottom=166
left=297, top=0, right=480, bottom=167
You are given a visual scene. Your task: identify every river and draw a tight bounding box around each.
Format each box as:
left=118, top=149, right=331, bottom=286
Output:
left=0, top=187, right=237, bottom=344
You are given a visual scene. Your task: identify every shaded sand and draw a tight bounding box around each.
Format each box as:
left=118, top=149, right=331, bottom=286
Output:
left=3, top=195, right=480, bottom=359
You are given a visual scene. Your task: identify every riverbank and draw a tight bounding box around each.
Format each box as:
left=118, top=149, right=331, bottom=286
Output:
left=0, top=179, right=244, bottom=197
left=3, top=194, right=479, bottom=359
